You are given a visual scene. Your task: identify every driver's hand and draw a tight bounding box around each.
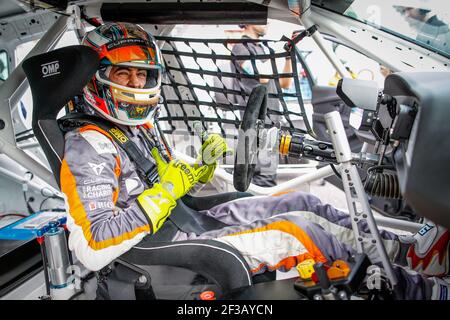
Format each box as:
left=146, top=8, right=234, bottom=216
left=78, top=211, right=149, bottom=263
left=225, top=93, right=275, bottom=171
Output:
left=151, top=147, right=206, bottom=199
left=197, top=134, right=232, bottom=165
left=194, top=161, right=217, bottom=184
left=195, top=134, right=232, bottom=184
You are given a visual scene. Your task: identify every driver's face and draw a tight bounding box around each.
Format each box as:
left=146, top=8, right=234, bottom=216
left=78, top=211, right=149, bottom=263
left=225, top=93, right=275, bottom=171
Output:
left=109, top=66, right=147, bottom=89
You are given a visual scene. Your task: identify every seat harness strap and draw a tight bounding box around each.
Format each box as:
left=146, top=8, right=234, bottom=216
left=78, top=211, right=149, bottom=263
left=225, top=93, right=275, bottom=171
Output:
left=59, top=113, right=159, bottom=186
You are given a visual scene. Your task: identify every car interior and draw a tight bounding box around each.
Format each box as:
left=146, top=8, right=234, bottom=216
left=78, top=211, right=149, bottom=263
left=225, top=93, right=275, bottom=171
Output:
left=0, top=0, right=449, bottom=301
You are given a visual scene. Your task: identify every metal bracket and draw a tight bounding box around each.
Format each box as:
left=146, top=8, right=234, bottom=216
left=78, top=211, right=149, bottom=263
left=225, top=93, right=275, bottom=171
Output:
left=324, top=111, right=398, bottom=287
left=66, top=5, right=83, bottom=31
left=283, top=25, right=317, bottom=52
left=293, top=0, right=350, bottom=78
left=66, top=4, right=86, bottom=43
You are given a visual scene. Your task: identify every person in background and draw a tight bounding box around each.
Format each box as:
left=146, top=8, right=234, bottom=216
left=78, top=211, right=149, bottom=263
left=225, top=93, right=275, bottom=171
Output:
left=395, top=3, right=450, bottom=55
left=230, top=24, right=295, bottom=187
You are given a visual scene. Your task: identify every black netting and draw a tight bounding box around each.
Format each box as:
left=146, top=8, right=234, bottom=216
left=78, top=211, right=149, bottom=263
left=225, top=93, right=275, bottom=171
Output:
left=155, top=36, right=314, bottom=139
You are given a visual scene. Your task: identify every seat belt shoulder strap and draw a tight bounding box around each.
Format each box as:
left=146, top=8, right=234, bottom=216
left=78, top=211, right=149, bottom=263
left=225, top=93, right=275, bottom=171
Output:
left=59, top=114, right=158, bottom=185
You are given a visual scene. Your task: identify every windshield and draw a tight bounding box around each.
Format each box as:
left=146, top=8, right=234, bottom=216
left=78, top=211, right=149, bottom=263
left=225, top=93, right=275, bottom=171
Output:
left=313, top=0, right=450, bottom=58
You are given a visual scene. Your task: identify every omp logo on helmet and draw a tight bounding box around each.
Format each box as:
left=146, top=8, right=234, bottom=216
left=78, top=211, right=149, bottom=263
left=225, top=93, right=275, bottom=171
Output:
left=109, top=128, right=129, bottom=143
left=41, top=60, right=60, bottom=78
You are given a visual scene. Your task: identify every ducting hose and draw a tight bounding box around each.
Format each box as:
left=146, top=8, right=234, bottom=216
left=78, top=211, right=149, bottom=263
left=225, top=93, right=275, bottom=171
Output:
left=364, top=167, right=402, bottom=200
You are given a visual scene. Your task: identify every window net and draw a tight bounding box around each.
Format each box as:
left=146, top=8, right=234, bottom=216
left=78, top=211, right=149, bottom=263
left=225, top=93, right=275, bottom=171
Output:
left=155, top=36, right=315, bottom=140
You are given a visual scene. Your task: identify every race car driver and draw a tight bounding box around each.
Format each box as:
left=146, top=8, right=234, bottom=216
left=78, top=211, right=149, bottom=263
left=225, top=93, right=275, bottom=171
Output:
left=61, top=22, right=450, bottom=300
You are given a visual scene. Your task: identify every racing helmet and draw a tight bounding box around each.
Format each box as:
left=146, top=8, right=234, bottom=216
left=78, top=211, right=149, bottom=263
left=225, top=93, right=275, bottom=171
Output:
left=82, top=22, right=164, bottom=126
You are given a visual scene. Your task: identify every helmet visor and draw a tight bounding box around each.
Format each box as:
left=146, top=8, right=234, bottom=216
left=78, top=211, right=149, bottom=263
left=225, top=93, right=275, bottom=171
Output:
left=95, top=66, right=161, bottom=113
left=97, top=66, right=161, bottom=91
left=99, top=38, right=163, bottom=67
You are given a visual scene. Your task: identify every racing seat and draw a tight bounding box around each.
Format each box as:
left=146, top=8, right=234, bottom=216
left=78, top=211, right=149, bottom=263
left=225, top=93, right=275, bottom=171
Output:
left=22, top=45, right=269, bottom=300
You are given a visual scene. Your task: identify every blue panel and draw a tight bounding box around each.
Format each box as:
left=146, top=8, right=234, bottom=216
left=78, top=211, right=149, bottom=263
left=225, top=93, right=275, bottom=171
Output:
left=0, top=211, right=66, bottom=241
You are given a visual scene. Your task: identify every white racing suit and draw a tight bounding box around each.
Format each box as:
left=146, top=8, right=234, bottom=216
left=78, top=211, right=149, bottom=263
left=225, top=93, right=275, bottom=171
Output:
left=61, top=122, right=447, bottom=300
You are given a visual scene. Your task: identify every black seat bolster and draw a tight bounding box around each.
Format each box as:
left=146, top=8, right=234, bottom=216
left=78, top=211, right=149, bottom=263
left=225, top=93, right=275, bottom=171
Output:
left=121, top=238, right=253, bottom=292
left=169, top=199, right=229, bottom=235
left=23, top=45, right=99, bottom=186
left=33, top=119, right=66, bottom=186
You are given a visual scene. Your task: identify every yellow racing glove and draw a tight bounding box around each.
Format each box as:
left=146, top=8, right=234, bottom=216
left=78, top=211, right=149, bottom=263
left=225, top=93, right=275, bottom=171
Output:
left=195, top=134, right=232, bottom=184
left=153, top=147, right=207, bottom=199
left=136, top=183, right=177, bottom=234
left=137, top=148, right=207, bottom=234
left=194, top=161, right=217, bottom=184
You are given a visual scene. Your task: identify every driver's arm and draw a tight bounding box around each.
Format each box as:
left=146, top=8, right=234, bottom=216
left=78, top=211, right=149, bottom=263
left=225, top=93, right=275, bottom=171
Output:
left=61, top=127, right=150, bottom=271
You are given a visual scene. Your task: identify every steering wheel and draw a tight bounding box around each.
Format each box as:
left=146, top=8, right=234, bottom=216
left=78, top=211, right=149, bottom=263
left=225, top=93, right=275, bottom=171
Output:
left=233, top=85, right=268, bottom=192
